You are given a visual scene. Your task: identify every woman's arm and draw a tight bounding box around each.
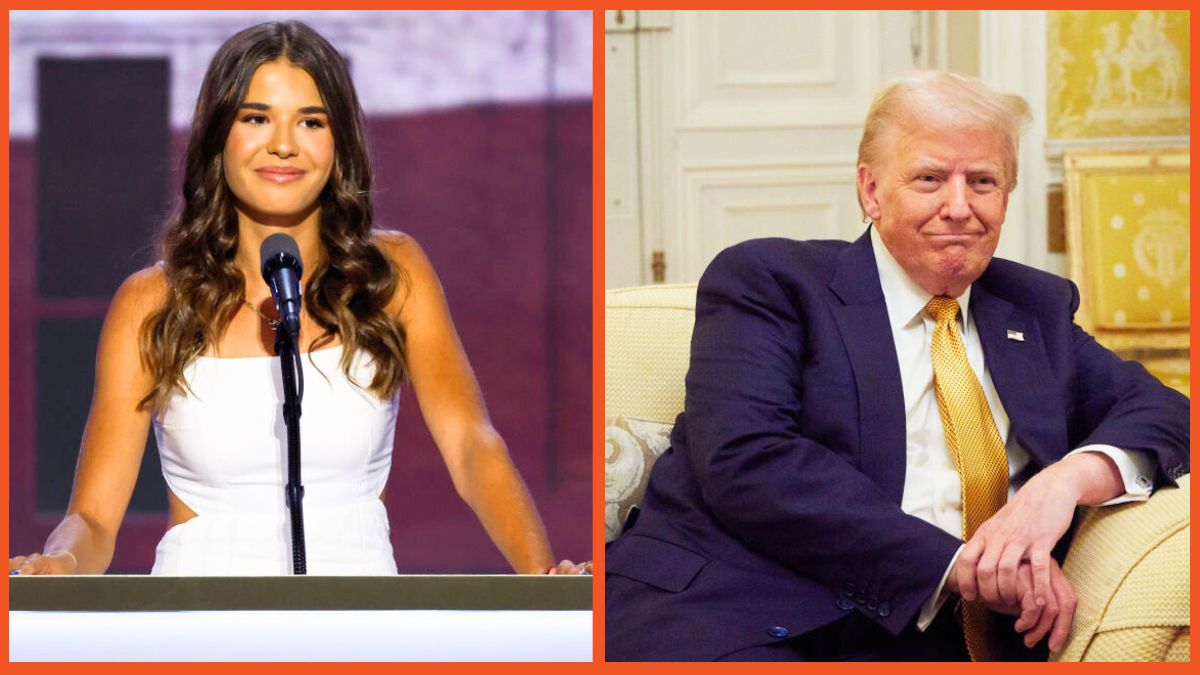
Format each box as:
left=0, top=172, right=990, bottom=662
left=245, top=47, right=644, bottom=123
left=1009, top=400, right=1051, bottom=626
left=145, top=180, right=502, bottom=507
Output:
left=10, top=267, right=164, bottom=575
left=377, top=232, right=555, bottom=574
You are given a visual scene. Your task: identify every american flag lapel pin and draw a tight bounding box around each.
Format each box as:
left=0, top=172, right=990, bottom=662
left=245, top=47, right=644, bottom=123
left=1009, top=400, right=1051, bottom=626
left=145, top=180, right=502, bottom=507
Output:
left=1006, top=329, right=1025, bottom=342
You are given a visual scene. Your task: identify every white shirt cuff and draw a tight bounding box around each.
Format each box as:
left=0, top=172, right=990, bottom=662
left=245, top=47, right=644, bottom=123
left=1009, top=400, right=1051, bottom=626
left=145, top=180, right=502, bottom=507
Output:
left=1064, top=445, right=1154, bottom=505
left=917, top=545, right=963, bottom=632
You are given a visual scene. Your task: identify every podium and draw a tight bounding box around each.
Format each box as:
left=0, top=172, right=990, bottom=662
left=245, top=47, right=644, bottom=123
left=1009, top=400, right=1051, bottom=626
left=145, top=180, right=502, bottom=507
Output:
left=10, top=575, right=592, bottom=661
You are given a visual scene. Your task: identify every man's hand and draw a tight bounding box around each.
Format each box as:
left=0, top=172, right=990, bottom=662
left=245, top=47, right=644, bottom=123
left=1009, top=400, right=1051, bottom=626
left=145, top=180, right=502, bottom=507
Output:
left=1002, top=558, right=1077, bottom=651
left=955, top=452, right=1121, bottom=610
left=955, top=471, right=1075, bottom=609
left=1018, top=558, right=1077, bottom=651
left=946, top=557, right=1078, bottom=652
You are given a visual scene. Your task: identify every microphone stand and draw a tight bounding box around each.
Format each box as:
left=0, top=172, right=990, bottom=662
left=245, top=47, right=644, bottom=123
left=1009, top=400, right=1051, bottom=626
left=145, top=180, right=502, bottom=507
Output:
left=275, top=326, right=307, bottom=575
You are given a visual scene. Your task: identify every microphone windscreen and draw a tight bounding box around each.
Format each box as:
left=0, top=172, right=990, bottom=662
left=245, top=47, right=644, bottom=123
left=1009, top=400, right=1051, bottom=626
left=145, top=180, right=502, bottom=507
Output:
left=260, top=233, right=303, bottom=280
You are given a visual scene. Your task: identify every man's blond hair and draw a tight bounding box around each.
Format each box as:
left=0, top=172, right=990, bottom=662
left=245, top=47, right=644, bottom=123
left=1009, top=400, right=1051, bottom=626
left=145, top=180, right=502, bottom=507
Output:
left=856, top=70, right=1032, bottom=216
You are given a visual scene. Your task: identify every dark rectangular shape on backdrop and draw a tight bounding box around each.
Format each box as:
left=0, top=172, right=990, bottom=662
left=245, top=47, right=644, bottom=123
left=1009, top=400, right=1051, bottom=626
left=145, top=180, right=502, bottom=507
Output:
left=35, top=318, right=165, bottom=513
left=36, top=57, right=171, bottom=298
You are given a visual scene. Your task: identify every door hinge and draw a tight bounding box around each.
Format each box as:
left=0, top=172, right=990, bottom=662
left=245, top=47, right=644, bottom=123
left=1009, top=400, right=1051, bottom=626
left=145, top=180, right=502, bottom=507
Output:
left=651, top=250, right=666, bottom=283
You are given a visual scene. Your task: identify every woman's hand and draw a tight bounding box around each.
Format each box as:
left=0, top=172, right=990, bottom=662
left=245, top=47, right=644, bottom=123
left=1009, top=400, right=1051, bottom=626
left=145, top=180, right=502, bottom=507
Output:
left=543, top=559, right=592, bottom=575
left=9, top=551, right=79, bottom=575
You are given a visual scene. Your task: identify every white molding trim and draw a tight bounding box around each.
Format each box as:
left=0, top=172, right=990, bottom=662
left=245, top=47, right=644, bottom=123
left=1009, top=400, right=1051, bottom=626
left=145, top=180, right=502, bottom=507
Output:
left=932, top=11, right=950, bottom=70
left=638, top=21, right=674, bottom=285
left=980, top=9, right=1045, bottom=270
left=604, top=28, right=644, bottom=290
left=678, top=161, right=860, bottom=279
left=638, top=10, right=673, bottom=30
left=1044, top=135, right=1192, bottom=189
left=674, top=11, right=879, bottom=131
left=1046, top=135, right=1191, bottom=158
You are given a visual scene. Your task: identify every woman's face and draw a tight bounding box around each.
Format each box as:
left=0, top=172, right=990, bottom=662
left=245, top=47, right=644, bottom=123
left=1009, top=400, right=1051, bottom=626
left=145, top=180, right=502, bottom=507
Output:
left=222, top=59, right=334, bottom=225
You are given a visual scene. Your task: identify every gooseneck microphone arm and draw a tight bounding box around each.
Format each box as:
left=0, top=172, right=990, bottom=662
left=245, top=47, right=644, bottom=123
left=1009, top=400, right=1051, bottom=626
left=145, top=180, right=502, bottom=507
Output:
left=260, top=233, right=307, bottom=575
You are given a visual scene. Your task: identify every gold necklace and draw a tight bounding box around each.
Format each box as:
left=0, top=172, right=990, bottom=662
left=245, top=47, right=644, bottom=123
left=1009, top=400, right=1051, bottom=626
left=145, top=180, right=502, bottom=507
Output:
left=244, top=300, right=280, bottom=329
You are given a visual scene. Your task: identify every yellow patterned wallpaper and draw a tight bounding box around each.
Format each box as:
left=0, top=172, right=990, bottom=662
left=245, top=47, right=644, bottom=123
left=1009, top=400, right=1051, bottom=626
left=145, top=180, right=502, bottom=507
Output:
left=1083, top=172, right=1189, bottom=329
left=1048, top=10, right=1189, bottom=138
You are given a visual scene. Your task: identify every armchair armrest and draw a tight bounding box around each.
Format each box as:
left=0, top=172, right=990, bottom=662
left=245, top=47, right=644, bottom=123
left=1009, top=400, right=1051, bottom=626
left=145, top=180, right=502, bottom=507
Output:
left=1056, top=474, right=1190, bottom=661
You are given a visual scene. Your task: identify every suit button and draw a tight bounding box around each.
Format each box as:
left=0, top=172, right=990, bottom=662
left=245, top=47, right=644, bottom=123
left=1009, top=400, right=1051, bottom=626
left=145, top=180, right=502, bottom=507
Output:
left=836, top=597, right=854, bottom=611
left=867, top=597, right=878, bottom=610
left=878, top=602, right=891, bottom=617
left=768, top=626, right=789, bottom=639
left=854, top=591, right=867, bottom=603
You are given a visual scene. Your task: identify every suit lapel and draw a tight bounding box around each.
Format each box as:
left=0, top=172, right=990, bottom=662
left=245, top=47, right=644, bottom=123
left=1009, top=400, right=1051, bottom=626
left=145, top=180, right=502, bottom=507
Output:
left=970, top=285, right=1066, bottom=469
left=828, top=230, right=908, bottom=504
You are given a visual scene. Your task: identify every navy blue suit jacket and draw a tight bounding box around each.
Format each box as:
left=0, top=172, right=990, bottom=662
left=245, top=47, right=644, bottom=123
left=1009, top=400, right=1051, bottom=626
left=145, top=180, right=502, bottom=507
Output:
left=605, top=230, right=1189, bottom=661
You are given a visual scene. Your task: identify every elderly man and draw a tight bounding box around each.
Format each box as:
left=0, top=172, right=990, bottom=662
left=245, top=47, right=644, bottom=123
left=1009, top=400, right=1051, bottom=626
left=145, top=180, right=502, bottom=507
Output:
left=604, top=71, right=1189, bottom=661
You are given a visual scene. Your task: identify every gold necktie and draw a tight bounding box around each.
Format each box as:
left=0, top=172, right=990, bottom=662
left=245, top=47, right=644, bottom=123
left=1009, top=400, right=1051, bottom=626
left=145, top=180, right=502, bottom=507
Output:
left=925, top=296, right=1010, bottom=662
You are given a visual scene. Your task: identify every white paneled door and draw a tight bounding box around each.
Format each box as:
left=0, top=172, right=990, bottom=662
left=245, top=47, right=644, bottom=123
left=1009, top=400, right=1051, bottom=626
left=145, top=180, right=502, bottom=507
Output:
left=606, top=10, right=919, bottom=287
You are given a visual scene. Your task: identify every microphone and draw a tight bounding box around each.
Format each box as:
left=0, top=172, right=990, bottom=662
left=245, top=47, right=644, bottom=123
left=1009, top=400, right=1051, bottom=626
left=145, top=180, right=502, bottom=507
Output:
left=259, top=233, right=303, bottom=342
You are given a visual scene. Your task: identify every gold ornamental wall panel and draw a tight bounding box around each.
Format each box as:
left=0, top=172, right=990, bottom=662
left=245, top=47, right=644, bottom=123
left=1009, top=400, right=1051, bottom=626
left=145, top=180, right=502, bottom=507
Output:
left=1081, top=172, right=1189, bottom=330
left=1063, top=149, right=1189, bottom=348
left=1048, top=10, right=1189, bottom=139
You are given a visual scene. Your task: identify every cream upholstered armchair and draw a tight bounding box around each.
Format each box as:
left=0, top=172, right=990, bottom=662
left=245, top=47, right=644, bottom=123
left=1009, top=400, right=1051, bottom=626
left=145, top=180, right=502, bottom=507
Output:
left=605, top=283, right=1190, bottom=662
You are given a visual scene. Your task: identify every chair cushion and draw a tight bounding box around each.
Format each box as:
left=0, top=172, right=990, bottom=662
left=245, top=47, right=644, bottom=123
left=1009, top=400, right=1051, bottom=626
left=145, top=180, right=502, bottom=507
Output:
left=605, top=415, right=673, bottom=542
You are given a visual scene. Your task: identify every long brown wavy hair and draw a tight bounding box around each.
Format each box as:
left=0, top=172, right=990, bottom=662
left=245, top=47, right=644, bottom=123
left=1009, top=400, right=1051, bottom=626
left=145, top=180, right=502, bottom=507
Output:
left=139, top=21, right=408, bottom=411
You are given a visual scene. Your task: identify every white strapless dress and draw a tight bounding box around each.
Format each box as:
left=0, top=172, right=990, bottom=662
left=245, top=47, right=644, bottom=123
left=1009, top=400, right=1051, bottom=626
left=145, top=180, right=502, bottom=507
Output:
left=151, top=345, right=399, bottom=575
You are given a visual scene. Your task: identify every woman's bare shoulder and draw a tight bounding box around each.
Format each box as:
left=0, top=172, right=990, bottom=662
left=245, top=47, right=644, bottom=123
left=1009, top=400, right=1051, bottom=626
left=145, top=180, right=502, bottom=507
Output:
left=370, top=229, right=442, bottom=319
left=371, top=228, right=410, bottom=248
left=372, top=229, right=436, bottom=276
left=109, top=264, right=169, bottom=325
left=373, top=228, right=419, bottom=259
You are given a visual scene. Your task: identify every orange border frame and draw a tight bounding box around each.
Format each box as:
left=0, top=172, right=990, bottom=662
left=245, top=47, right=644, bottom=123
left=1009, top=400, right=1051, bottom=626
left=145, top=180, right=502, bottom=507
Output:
left=591, top=5, right=606, bottom=665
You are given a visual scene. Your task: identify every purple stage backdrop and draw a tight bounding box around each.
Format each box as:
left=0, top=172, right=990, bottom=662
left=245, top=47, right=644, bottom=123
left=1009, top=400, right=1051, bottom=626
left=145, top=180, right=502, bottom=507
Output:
left=8, top=10, right=592, bottom=572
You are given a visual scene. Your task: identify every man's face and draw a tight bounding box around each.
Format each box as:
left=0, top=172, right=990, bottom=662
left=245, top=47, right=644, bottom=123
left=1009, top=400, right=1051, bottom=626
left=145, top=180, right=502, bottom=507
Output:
left=857, top=123, right=1010, bottom=297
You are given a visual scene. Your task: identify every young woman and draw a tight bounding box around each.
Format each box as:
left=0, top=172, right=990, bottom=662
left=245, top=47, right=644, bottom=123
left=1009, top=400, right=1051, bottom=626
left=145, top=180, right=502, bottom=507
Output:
left=10, top=21, right=584, bottom=576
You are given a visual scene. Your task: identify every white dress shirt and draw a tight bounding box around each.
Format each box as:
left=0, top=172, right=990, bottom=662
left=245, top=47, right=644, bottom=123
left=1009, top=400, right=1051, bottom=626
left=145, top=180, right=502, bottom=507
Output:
left=867, top=228, right=1156, bottom=630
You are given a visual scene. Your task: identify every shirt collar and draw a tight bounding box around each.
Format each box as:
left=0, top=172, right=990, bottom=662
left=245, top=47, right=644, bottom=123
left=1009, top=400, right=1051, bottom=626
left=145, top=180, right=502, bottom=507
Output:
left=869, top=225, right=972, bottom=333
